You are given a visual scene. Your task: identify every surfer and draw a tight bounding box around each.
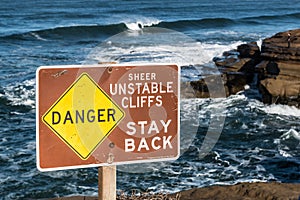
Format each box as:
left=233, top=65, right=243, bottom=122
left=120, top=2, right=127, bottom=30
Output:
left=138, top=23, right=143, bottom=29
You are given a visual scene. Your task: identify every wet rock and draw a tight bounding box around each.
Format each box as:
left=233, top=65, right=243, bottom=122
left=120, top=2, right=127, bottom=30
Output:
left=213, top=56, right=239, bottom=68
left=265, top=61, right=280, bottom=75
left=186, top=29, right=300, bottom=107
left=189, top=74, right=228, bottom=98
left=205, top=42, right=260, bottom=97
left=225, top=72, right=248, bottom=95
left=237, top=42, right=260, bottom=59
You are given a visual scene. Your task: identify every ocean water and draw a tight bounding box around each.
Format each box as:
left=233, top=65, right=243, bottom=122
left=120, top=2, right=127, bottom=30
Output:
left=1, top=0, right=300, bottom=199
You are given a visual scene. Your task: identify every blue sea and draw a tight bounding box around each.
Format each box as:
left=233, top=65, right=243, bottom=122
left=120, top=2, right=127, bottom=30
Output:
left=1, top=0, right=300, bottom=199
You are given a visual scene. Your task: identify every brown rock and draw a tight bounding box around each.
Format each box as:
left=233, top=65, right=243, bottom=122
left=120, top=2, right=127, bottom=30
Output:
left=225, top=72, right=248, bottom=94
left=214, top=56, right=239, bottom=68
left=210, top=42, right=261, bottom=97
left=173, top=182, right=300, bottom=200
left=257, top=29, right=300, bottom=106
left=188, top=29, right=300, bottom=107
left=189, top=74, right=228, bottom=98
left=275, top=61, right=300, bottom=78
left=49, top=182, right=300, bottom=200
left=224, top=58, right=252, bottom=72
left=261, top=29, right=300, bottom=61
left=260, top=75, right=300, bottom=97
left=256, top=59, right=300, bottom=79
left=180, top=81, right=202, bottom=98
left=237, top=42, right=260, bottom=59
left=265, top=61, right=280, bottom=75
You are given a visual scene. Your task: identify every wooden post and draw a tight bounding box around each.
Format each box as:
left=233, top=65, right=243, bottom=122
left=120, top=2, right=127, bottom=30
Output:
left=98, top=166, right=117, bottom=200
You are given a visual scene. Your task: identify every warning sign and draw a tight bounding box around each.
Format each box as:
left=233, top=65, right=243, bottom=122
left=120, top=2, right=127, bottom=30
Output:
left=36, top=64, right=179, bottom=171
left=42, top=73, right=124, bottom=160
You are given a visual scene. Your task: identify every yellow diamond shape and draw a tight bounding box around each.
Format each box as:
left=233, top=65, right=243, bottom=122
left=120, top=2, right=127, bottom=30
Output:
left=42, top=73, right=125, bottom=160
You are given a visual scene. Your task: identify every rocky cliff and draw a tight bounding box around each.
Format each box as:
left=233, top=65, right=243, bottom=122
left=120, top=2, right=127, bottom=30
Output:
left=258, top=29, right=300, bottom=106
left=187, top=29, right=300, bottom=107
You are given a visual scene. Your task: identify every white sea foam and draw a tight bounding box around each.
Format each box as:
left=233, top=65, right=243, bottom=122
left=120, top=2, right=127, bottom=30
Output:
left=85, top=26, right=244, bottom=68
left=123, top=17, right=161, bottom=30
left=30, top=32, right=47, bottom=41
left=87, top=42, right=209, bottom=66
left=201, top=41, right=244, bottom=59
left=257, top=39, right=263, bottom=51
left=276, top=129, right=300, bottom=157
left=246, top=97, right=300, bottom=118
left=278, top=149, right=293, bottom=157
left=261, top=104, right=300, bottom=117
left=2, top=78, right=35, bottom=108
left=280, top=129, right=300, bottom=141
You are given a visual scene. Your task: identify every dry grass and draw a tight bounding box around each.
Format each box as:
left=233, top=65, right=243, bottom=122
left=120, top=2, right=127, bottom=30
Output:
left=117, top=190, right=180, bottom=200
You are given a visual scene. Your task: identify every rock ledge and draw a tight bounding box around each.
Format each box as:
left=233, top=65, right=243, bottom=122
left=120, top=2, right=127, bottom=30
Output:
left=187, top=29, right=300, bottom=107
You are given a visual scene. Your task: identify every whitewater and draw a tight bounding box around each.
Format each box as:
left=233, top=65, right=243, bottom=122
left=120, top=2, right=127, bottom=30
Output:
left=1, top=0, right=300, bottom=199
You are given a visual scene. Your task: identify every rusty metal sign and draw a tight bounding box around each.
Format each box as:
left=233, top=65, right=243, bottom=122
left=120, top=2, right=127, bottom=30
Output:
left=36, top=64, right=179, bottom=171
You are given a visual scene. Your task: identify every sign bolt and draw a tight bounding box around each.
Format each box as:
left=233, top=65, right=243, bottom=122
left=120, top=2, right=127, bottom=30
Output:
left=107, top=67, right=113, bottom=73
left=109, top=142, right=115, bottom=148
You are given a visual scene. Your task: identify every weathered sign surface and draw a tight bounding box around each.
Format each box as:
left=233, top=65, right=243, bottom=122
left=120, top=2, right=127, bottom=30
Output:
left=36, top=64, right=179, bottom=171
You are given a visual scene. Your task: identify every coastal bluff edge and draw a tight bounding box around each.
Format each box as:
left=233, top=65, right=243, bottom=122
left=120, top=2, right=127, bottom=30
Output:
left=48, top=182, right=300, bottom=200
left=182, top=29, right=300, bottom=107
